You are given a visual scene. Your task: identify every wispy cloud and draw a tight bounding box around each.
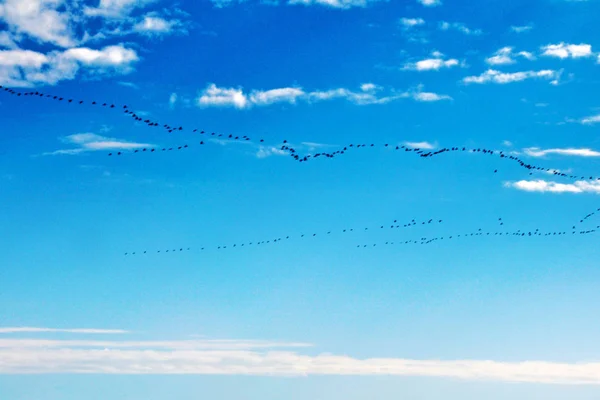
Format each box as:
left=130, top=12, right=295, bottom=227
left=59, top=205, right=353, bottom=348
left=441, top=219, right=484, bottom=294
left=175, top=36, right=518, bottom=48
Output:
left=0, top=44, right=139, bottom=87
left=510, top=24, right=533, bottom=33
left=196, top=83, right=450, bottom=109
left=523, top=147, right=600, bottom=157
left=45, top=133, right=153, bottom=156
left=2, top=336, right=600, bottom=383
left=417, top=0, right=441, bottom=7
left=403, top=55, right=460, bottom=71
left=485, top=47, right=535, bottom=65
left=439, top=21, right=482, bottom=35
left=0, top=327, right=129, bottom=334
left=399, top=17, right=425, bottom=28
left=580, top=114, right=600, bottom=125
left=505, top=180, right=600, bottom=194
left=404, top=141, right=436, bottom=149
left=462, top=69, right=561, bottom=85
left=541, top=43, right=593, bottom=59
left=169, top=92, right=178, bottom=109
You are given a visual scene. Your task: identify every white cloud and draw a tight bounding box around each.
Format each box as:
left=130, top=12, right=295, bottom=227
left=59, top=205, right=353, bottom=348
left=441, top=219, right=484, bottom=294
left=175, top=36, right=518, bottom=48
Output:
left=249, top=87, right=305, bottom=106
left=503, top=140, right=513, bottom=147
left=404, top=141, right=436, bottom=149
left=133, top=14, right=186, bottom=35
left=197, top=84, right=249, bottom=109
left=399, top=17, right=425, bottom=28
left=486, top=47, right=536, bottom=65
left=0, top=0, right=76, bottom=47
left=412, top=91, right=452, bottom=102
left=169, top=92, right=178, bottom=108
left=541, top=43, right=593, bottom=59
left=63, top=45, right=138, bottom=67
left=2, top=336, right=600, bottom=384
left=196, top=83, right=441, bottom=108
left=360, top=82, right=381, bottom=92
left=486, top=47, right=516, bottom=65
left=46, top=133, right=153, bottom=155
left=505, top=179, right=600, bottom=194
left=518, top=51, right=536, bottom=60
left=417, top=0, right=441, bottom=7
left=0, top=44, right=139, bottom=87
left=404, top=57, right=460, bottom=71
left=0, top=49, right=48, bottom=67
left=256, top=146, right=288, bottom=158
left=0, top=32, right=18, bottom=49
left=524, top=147, right=600, bottom=157
left=439, top=21, right=482, bottom=35
left=287, top=0, right=384, bottom=8
left=462, top=69, right=561, bottom=84
left=0, top=327, right=129, bottom=334
left=581, top=114, right=600, bottom=125
left=84, top=0, right=155, bottom=18
left=511, top=24, right=533, bottom=33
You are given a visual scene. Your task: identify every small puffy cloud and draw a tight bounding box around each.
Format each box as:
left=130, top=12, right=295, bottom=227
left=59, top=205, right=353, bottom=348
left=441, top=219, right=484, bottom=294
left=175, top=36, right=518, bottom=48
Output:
left=439, top=21, right=482, bottom=35
left=541, top=43, right=593, bottom=59
left=510, top=24, right=533, bottom=33
left=169, top=93, right=178, bottom=108
left=412, top=91, right=452, bottom=102
left=360, top=83, right=381, bottom=92
left=486, top=47, right=536, bottom=65
left=463, top=69, right=561, bottom=85
left=133, top=15, right=186, bottom=35
left=404, top=141, right=436, bottom=149
left=404, top=57, right=460, bottom=71
left=197, top=84, right=249, bottom=109
left=505, top=179, right=600, bottom=194
left=523, top=147, right=600, bottom=157
left=417, top=0, right=441, bottom=6
left=399, top=17, right=425, bottom=28
left=249, top=87, right=305, bottom=106
left=486, top=47, right=516, bottom=65
left=46, top=133, right=153, bottom=155
left=503, top=140, right=513, bottom=147
left=256, top=146, right=288, bottom=159
left=63, top=45, right=138, bottom=67
left=581, top=114, right=600, bottom=125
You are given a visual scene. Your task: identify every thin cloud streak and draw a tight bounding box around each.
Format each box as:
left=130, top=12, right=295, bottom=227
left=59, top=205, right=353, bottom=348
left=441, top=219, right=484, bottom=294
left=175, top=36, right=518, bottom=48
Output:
left=0, top=327, right=129, bottom=334
left=524, top=147, right=600, bottom=157
left=505, top=180, right=600, bottom=194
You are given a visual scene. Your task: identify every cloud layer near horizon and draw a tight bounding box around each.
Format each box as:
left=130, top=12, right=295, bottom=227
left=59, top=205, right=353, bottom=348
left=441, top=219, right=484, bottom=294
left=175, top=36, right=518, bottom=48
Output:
left=0, top=334, right=600, bottom=384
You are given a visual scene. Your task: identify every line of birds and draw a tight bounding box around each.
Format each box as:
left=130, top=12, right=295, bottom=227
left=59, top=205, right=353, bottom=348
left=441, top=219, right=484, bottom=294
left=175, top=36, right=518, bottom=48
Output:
left=122, top=211, right=600, bottom=256
left=357, top=227, right=598, bottom=248
left=578, top=208, right=600, bottom=224
left=2, top=85, right=599, bottom=181
left=123, top=218, right=444, bottom=255
left=123, top=224, right=599, bottom=256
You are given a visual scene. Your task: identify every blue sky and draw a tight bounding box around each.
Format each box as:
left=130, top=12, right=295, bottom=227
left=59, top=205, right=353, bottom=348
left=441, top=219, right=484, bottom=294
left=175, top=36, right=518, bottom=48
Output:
left=1, top=0, right=600, bottom=398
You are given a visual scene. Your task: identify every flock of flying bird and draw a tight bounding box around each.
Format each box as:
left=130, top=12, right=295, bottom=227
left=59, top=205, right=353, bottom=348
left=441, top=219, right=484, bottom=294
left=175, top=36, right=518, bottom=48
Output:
left=1, top=85, right=599, bottom=182
left=122, top=210, right=600, bottom=256
left=3, top=85, right=599, bottom=258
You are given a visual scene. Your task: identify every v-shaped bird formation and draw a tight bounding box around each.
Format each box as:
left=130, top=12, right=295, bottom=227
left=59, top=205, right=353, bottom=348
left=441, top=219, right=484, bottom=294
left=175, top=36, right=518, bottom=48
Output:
left=2, top=85, right=599, bottom=182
